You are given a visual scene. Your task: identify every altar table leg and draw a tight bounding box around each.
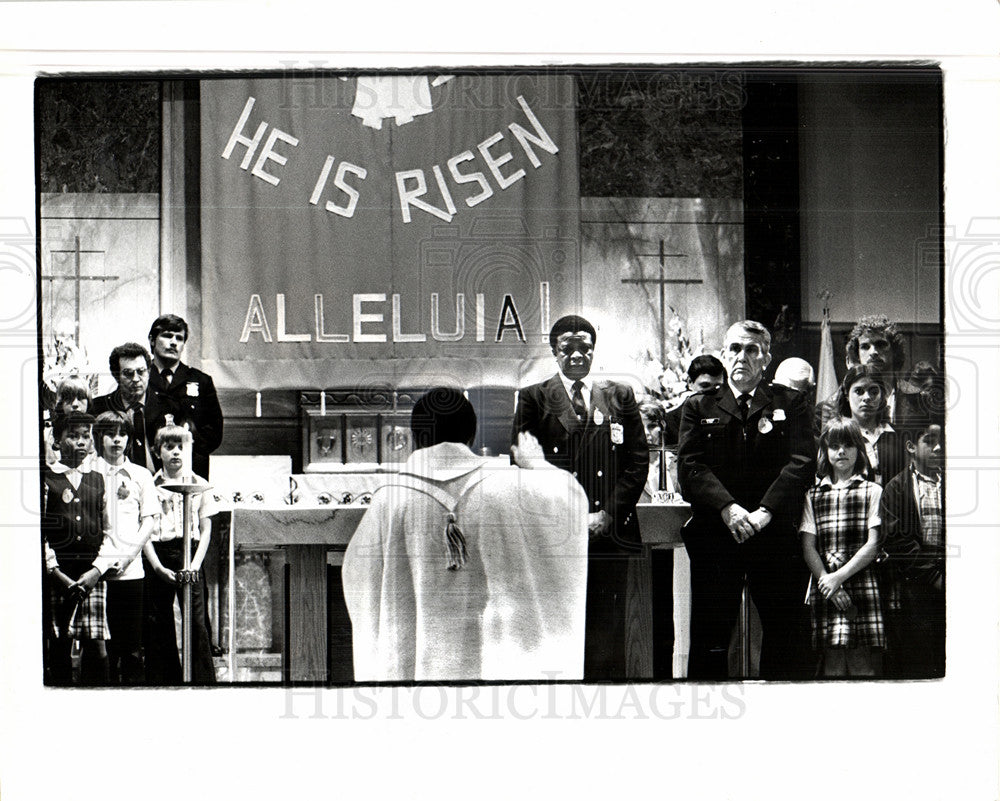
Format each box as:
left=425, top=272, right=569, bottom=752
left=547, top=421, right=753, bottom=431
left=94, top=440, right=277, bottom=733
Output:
left=624, top=549, right=654, bottom=679
left=285, top=545, right=328, bottom=683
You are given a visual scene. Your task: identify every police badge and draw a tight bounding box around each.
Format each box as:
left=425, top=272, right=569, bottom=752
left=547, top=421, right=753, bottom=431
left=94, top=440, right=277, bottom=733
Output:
left=117, top=481, right=130, bottom=500
left=610, top=421, right=624, bottom=444
left=186, top=381, right=199, bottom=397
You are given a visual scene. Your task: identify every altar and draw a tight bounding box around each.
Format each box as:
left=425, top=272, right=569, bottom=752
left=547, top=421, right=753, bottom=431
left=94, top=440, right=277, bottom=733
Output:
left=221, top=470, right=692, bottom=683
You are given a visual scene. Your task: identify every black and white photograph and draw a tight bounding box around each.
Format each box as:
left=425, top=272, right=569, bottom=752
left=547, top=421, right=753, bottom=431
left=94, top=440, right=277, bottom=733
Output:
left=2, top=2, right=999, bottom=800
left=33, top=65, right=946, bottom=687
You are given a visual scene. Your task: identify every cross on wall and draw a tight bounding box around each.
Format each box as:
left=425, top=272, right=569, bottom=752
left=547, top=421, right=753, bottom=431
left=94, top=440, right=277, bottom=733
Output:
left=43, top=235, right=118, bottom=341
left=621, top=239, right=702, bottom=366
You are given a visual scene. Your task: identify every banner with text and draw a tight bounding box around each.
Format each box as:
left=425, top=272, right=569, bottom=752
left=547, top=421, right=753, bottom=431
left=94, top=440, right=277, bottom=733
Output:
left=200, top=74, right=580, bottom=390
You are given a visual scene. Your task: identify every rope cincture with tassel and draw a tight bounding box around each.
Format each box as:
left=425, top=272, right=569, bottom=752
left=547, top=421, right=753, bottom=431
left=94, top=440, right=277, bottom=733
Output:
left=444, top=512, right=468, bottom=571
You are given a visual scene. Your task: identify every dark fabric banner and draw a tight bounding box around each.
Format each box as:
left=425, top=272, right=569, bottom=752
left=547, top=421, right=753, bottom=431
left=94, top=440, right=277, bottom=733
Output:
left=200, top=74, right=580, bottom=390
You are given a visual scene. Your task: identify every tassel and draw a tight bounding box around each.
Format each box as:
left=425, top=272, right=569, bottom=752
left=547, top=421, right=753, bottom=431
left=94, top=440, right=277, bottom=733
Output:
left=444, top=512, right=467, bottom=571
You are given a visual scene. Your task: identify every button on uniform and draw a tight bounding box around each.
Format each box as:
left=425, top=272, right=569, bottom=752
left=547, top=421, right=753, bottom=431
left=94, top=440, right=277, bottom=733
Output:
left=597, top=470, right=603, bottom=477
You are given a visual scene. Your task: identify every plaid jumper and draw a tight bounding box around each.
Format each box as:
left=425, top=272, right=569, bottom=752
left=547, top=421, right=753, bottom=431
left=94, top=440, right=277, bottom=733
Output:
left=42, top=466, right=110, bottom=640
left=803, top=477, right=885, bottom=649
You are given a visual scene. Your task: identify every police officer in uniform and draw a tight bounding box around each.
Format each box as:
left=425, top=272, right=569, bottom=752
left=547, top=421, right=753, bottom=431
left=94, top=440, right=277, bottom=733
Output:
left=678, top=320, right=815, bottom=680
left=512, top=315, right=648, bottom=680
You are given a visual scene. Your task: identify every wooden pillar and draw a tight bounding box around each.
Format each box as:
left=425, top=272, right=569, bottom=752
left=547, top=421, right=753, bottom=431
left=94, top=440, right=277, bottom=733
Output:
left=285, top=545, right=328, bottom=683
left=625, top=549, right=655, bottom=679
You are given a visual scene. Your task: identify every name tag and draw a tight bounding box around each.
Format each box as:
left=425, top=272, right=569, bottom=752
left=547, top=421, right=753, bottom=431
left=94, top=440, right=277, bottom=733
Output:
left=700, top=417, right=720, bottom=425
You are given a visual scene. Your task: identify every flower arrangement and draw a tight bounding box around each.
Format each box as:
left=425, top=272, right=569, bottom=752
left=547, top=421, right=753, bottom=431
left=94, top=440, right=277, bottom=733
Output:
left=630, top=307, right=705, bottom=426
left=41, top=326, right=99, bottom=409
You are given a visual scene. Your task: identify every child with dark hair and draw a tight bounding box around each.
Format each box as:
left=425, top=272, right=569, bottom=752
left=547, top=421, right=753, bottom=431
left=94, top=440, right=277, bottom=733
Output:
left=880, top=419, right=945, bottom=678
left=836, top=365, right=905, bottom=485
left=92, top=410, right=159, bottom=684
left=42, top=412, right=112, bottom=684
left=800, top=417, right=885, bottom=677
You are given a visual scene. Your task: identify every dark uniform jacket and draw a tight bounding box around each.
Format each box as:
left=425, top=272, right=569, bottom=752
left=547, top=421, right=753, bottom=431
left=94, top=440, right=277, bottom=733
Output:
left=678, top=381, right=815, bottom=552
left=513, top=375, right=648, bottom=549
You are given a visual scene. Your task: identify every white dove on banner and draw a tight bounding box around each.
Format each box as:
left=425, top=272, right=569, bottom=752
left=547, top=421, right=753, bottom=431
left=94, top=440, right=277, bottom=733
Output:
left=350, top=75, right=454, bottom=130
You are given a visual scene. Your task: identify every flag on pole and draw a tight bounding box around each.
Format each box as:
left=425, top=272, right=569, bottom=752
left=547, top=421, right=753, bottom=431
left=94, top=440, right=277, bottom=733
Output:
left=816, top=308, right=839, bottom=402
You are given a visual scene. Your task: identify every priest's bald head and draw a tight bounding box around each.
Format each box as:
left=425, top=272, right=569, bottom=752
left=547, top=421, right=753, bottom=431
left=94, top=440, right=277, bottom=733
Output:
left=411, top=387, right=477, bottom=450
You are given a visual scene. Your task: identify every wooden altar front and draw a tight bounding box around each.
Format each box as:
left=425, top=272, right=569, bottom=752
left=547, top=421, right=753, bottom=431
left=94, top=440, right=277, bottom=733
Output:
left=228, top=502, right=692, bottom=683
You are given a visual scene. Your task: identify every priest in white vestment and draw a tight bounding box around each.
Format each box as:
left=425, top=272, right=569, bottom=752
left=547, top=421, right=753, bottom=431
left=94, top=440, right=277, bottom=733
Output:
left=342, top=387, right=589, bottom=682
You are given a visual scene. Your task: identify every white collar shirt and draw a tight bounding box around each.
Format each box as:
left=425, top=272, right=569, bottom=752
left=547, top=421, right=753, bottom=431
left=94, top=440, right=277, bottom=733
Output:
left=559, top=372, right=593, bottom=411
left=94, top=458, right=159, bottom=579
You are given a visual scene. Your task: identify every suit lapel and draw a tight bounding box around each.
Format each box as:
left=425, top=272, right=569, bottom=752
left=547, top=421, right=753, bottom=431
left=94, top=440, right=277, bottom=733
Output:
left=748, top=382, right=772, bottom=418
left=169, top=362, right=190, bottom=395
left=717, top=387, right=741, bottom=420
left=543, top=374, right=581, bottom=433
left=590, top=382, right=611, bottom=427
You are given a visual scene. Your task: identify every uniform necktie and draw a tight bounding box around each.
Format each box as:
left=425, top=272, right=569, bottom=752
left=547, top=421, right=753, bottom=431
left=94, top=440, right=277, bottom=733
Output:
left=160, top=367, right=172, bottom=386
left=737, top=392, right=751, bottom=421
left=571, top=380, right=587, bottom=421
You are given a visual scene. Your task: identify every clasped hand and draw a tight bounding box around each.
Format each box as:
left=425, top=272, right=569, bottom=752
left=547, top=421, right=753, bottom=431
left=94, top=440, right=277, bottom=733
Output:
left=721, top=503, right=772, bottom=543
left=588, top=510, right=612, bottom=540
left=817, top=572, right=844, bottom=599
left=65, top=567, right=100, bottom=603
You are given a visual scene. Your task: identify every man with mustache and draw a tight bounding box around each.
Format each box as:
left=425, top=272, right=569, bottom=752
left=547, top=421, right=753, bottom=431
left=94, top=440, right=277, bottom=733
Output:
left=146, top=314, right=224, bottom=481
left=678, top=320, right=815, bottom=680
left=91, top=343, right=155, bottom=472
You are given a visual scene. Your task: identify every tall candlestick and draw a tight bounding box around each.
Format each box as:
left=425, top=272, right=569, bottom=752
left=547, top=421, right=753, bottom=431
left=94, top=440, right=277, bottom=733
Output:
left=181, top=429, right=194, bottom=478
left=255, top=391, right=262, bottom=418
left=320, top=391, right=326, bottom=416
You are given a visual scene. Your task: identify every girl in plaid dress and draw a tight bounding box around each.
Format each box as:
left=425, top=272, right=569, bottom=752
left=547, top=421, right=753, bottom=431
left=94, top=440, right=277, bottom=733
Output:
left=800, top=418, right=885, bottom=677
